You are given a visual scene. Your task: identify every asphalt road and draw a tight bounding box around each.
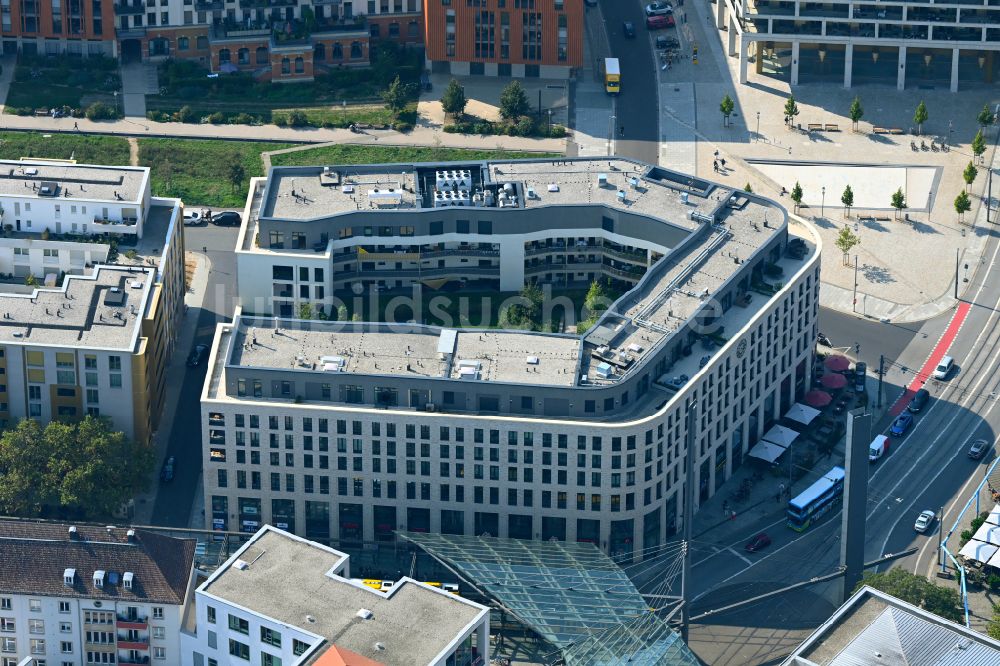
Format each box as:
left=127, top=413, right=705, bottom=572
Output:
left=149, top=221, right=240, bottom=527
left=600, top=0, right=660, bottom=165
left=685, top=226, right=1000, bottom=632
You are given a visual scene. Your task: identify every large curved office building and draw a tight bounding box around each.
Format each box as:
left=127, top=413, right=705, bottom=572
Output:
left=202, top=157, right=821, bottom=559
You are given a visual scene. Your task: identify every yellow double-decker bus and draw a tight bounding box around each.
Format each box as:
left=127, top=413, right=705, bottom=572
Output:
left=604, top=57, right=621, bottom=95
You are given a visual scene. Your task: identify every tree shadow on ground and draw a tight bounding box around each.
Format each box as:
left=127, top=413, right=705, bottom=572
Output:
left=909, top=219, right=941, bottom=235
left=811, top=215, right=837, bottom=229
left=861, top=263, right=895, bottom=284
left=868, top=133, right=897, bottom=146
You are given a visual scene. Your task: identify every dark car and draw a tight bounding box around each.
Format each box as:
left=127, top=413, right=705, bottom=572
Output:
left=623, top=21, right=636, bottom=38
left=186, top=343, right=209, bottom=368
left=908, top=388, right=930, bottom=413
left=211, top=211, right=242, bottom=226
left=745, top=533, right=771, bottom=552
left=969, top=439, right=991, bottom=460
left=655, top=35, right=680, bottom=50
left=160, top=456, right=175, bottom=482
left=889, top=412, right=913, bottom=436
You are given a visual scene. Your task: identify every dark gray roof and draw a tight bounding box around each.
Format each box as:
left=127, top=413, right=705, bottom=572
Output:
left=0, top=519, right=195, bottom=605
left=783, top=586, right=1000, bottom=666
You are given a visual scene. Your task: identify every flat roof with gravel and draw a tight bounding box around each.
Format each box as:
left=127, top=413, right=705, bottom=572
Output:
left=0, top=265, right=153, bottom=350
left=451, top=330, right=580, bottom=386
left=263, top=165, right=418, bottom=220
left=203, top=527, right=486, bottom=666
left=0, top=160, right=147, bottom=203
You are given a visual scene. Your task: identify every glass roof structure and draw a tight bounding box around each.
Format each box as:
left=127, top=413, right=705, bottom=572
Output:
left=400, top=533, right=699, bottom=666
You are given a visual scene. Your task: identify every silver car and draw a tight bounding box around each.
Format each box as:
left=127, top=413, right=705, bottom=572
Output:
left=645, top=1, right=673, bottom=16
left=914, top=510, right=935, bottom=533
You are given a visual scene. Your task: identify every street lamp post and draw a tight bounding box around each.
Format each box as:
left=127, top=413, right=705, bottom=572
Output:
left=608, top=114, right=616, bottom=157
left=821, top=186, right=826, bottom=218
left=756, top=111, right=760, bottom=143
left=548, top=109, right=552, bottom=134
left=949, top=120, right=954, bottom=147
left=113, top=90, right=119, bottom=115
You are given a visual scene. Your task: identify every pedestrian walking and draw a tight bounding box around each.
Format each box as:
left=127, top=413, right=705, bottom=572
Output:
left=713, top=161, right=719, bottom=172
left=619, top=125, right=625, bottom=136
left=730, top=510, right=737, bottom=521
left=714, top=150, right=719, bottom=158
left=775, top=491, right=781, bottom=503
left=778, top=482, right=785, bottom=495
left=720, top=158, right=727, bottom=168
left=73, top=121, right=78, bottom=130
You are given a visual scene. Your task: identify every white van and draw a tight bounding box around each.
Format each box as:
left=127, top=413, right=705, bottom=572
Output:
left=869, top=434, right=890, bottom=462
left=933, top=355, right=954, bottom=380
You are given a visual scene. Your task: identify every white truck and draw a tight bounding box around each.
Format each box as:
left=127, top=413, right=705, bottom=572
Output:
left=869, top=434, right=890, bottom=462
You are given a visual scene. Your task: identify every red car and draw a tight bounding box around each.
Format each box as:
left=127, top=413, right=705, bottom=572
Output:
left=745, top=533, right=771, bottom=552
left=646, top=14, right=676, bottom=29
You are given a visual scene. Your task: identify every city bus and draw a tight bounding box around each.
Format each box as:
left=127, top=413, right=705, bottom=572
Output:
left=604, top=58, right=621, bottom=95
left=786, top=466, right=846, bottom=531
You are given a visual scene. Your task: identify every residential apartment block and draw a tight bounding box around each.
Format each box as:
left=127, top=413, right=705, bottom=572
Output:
left=718, top=0, right=1000, bottom=89
left=203, top=157, right=821, bottom=558
left=181, top=525, right=490, bottom=666
left=0, top=519, right=196, bottom=666
left=0, top=160, right=186, bottom=443
left=423, top=0, right=583, bottom=78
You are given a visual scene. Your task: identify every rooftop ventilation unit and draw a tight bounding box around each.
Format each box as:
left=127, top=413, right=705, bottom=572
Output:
left=24, top=168, right=38, bottom=176
left=233, top=560, right=249, bottom=571
left=356, top=608, right=374, bottom=620
left=104, top=288, right=126, bottom=307
left=435, top=169, right=472, bottom=190
left=547, top=183, right=559, bottom=192
left=617, top=190, right=627, bottom=202
left=597, top=173, right=608, bottom=187
left=525, top=187, right=537, bottom=199
left=688, top=210, right=715, bottom=224
left=64, top=568, right=76, bottom=586
left=38, top=181, right=58, bottom=197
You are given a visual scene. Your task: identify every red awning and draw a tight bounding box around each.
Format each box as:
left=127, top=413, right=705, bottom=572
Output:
left=824, top=355, right=851, bottom=372
left=821, top=373, right=848, bottom=389
left=804, top=390, right=833, bottom=407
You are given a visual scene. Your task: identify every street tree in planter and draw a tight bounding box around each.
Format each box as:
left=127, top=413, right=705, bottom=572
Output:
left=841, top=184, right=855, bottom=217
left=978, top=103, right=995, bottom=129
left=848, top=96, right=864, bottom=132
left=955, top=190, right=972, bottom=224
left=972, top=129, right=987, bottom=165
left=963, top=160, right=978, bottom=191
left=835, top=225, right=861, bottom=267
left=913, top=101, right=928, bottom=136
left=784, top=95, right=800, bottom=128
left=891, top=187, right=906, bottom=220
left=720, top=94, right=735, bottom=127
left=499, top=81, right=531, bottom=121
left=790, top=181, right=803, bottom=212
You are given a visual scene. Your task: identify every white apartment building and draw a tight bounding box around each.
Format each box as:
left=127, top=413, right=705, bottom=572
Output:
left=181, top=525, right=490, bottom=666
left=0, top=160, right=187, bottom=444
left=0, top=520, right=196, bottom=666
left=718, top=0, right=1000, bottom=90
left=203, top=157, right=821, bottom=559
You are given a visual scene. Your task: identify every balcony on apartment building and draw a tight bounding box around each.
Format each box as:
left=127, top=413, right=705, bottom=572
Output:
left=117, top=657, right=150, bottom=665
left=195, top=0, right=225, bottom=11
left=116, top=614, right=148, bottom=630
left=115, top=0, right=145, bottom=15
left=117, top=634, right=150, bottom=650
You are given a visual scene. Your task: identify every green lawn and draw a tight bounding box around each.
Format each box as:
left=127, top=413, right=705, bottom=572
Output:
left=5, top=83, right=86, bottom=111
left=4, top=56, right=120, bottom=114
left=136, top=138, right=295, bottom=208
left=270, top=144, right=559, bottom=168
left=270, top=104, right=397, bottom=128
left=0, top=132, right=130, bottom=164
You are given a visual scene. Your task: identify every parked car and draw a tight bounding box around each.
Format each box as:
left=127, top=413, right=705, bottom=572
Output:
left=933, top=355, right=954, bottom=380
left=655, top=35, right=680, bottom=50
left=183, top=209, right=204, bottom=226
left=908, top=388, right=930, bottom=413
left=969, top=438, right=991, bottom=460
left=645, top=1, right=673, bottom=15
left=160, top=456, right=175, bottom=482
left=646, top=14, right=675, bottom=29
left=186, top=343, right=209, bottom=368
left=622, top=21, right=636, bottom=38
left=745, top=533, right=771, bottom=552
left=889, top=412, right=913, bottom=436
left=914, top=510, right=935, bottom=533
left=211, top=211, right=242, bottom=226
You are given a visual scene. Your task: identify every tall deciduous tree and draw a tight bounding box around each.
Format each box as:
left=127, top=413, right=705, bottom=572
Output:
left=0, top=417, right=154, bottom=519
left=499, top=81, right=531, bottom=121
left=381, top=75, right=415, bottom=113
left=913, top=101, right=929, bottom=136
left=227, top=163, right=246, bottom=193
left=848, top=96, right=864, bottom=132
left=841, top=184, right=855, bottom=217
left=720, top=94, right=735, bottom=127
left=440, top=79, right=468, bottom=118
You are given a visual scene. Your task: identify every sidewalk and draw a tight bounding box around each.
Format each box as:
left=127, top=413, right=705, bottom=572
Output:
left=132, top=251, right=210, bottom=526
left=0, top=111, right=567, bottom=153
